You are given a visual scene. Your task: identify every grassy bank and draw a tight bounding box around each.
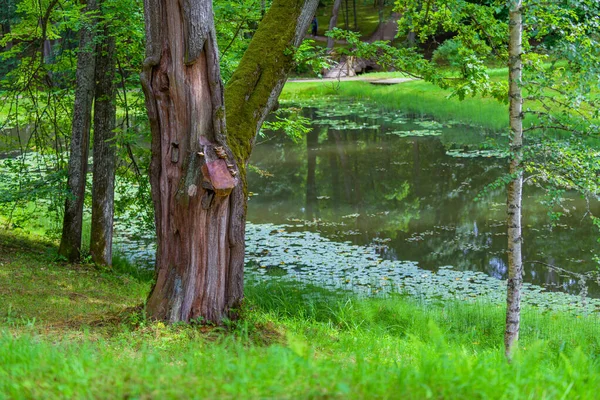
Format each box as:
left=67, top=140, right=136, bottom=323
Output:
left=2, top=230, right=600, bottom=398
left=282, top=74, right=509, bottom=132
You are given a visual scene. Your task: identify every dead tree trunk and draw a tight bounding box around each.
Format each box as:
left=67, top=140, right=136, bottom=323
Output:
left=58, top=0, right=97, bottom=261
left=90, top=29, right=117, bottom=266
left=505, top=0, right=523, bottom=361
left=142, top=0, right=319, bottom=323
left=326, top=0, right=342, bottom=51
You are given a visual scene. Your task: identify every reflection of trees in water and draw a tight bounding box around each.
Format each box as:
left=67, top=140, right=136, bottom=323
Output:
left=247, top=111, right=600, bottom=296
left=305, top=125, right=318, bottom=219
left=488, top=257, right=507, bottom=280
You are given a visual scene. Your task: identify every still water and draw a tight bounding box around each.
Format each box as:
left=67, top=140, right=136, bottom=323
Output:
left=247, top=103, right=600, bottom=297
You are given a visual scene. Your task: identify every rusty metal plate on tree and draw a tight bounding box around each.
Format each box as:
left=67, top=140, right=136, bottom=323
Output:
left=202, top=159, right=236, bottom=196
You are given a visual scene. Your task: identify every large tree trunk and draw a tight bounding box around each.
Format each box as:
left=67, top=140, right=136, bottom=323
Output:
left=505, top=0, right=523, bottom=361
left=58, top=0, right=97, bottom=261
left=90, top=29, right=117, bottom=266
left=142, top=0, right=319, bottom=323
left=326, top=0, right=342, bottom=51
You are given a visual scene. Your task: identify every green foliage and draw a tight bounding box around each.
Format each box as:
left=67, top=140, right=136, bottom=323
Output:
left=431, top=38, right=464, bottom=67
left=327, top=27, right=507, bottom=101
left=261, top=110, right=312, bottom=143
left=225, top=0, right=313, bottom=164
left=286, top=39, right=332, bottom=77
left=0, top=0, right=151, bottom=239
left=214, top=0, right=266, bottom=82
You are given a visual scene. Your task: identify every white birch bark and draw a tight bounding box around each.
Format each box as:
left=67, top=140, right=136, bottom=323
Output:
left=505, top=0, right=523, bottom=360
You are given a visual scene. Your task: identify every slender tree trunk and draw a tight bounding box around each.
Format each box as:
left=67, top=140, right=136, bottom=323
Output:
left=352, top=0, right=357, bottom=30
left=1, top=0, right=14, bottom=51
left=378, top=0, right=384, bottom=40
left=344, top=0, right=349, bottom=30
left=90, top=29, right=117, bottom=266
left=505, top=0, right=523, bottom=361
left=59, top=0, right=97, bottom=261
left=326, top=0, right=342, bottom=51
left=1, top=21, right=11, bottom=51
left=142, top=0, right=319, bottom=323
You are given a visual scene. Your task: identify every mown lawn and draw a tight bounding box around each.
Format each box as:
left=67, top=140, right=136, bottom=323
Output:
left=282, top=72, right=509, bottom=131
left=1, top=230, right=600, bottom=398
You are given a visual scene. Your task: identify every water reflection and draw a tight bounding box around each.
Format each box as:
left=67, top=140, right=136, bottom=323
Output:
left=247, top=108, right=600, bottom=296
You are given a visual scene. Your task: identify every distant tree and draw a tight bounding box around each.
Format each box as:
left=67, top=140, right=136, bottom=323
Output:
left=90, top=14, right=117, bottom=266
left=326, top=0, right=342, bottom=51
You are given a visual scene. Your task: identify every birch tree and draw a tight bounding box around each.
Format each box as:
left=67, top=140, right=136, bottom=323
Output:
left=505, top=0, right=523, bottom=360
left=393, top=0, right=599, bottom=360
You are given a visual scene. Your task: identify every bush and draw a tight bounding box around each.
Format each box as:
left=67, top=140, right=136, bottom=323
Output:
left=432, top=39, right=464, bottom=67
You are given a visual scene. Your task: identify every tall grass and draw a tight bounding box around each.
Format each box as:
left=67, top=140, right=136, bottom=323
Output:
left=2, top=220, right=600, bottom=399
left=2, top=252, right=600, bottom=399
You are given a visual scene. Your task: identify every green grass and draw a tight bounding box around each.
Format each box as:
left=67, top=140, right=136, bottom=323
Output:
left=2, top=229, right=600, bottom=398
left=283, top=67, right=600, bottom=141
left=281, top=76, right=510, bottom=132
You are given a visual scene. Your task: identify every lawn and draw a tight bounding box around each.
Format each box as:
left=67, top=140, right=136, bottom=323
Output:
left=282, top=73, right=510, bottom=131
left=1, top=229, right=600, bottom=398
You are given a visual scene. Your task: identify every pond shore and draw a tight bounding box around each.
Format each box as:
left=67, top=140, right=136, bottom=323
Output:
left=282, top=71, right=509, bottom=132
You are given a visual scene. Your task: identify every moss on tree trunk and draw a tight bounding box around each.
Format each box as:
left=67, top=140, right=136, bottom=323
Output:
left=141, top=0, right=319, bottom=323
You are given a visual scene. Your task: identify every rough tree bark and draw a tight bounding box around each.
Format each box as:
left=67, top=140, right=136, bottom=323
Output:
left=326, top=0, right=342, bottom=51
left=59, top=0, right=97, bottom=261
left=505, top=0, right=523, bottom=360
left=90, top=29, right=117, bottom=266
left=142, top=0, right=319, bottom=323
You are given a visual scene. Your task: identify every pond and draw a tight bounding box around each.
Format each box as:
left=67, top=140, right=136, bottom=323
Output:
left=245, top=98, right=600, bottom=298
left=2, top=97, right=598, bottom=310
